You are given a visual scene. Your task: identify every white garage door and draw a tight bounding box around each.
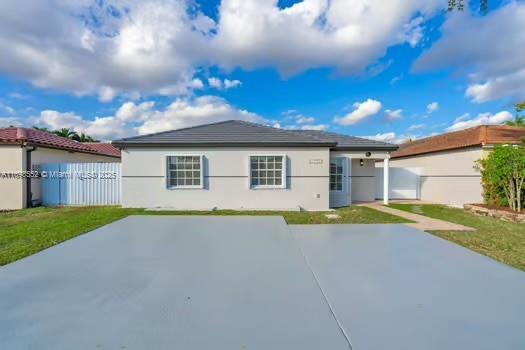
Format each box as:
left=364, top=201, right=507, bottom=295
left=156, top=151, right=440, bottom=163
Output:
left=375, top=167, right=421, bottom=200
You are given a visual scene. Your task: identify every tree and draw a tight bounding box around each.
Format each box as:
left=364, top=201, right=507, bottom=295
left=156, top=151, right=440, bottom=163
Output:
left=504, top=102, right=525, bottom=127
left=73, top=133, right=98, bottom=142
left=448, top=0, right=489, bottom=13
left=32, top=126, right=99, bottom=142
left=53, top=128, right=78, bottom=139
left=477, top=144, right=525, bottom=212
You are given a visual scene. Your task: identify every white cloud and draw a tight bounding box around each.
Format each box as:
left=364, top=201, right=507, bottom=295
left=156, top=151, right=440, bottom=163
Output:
left=0, top=102, right=15, bottom=115
left=384, top=109, right=403, bottom=122
left=208, top=77, right=223, bottom=89
left=426, top=102, right=439, bottom=114
left=446, top=111, right=513, bottom=132
left=407, top=123, right=425, bottom=132
left=33, top=95, right=264, bottom=141
left=0, top=116, right=21, bottom=127
left=214, top=0, right=441, bottom=75
left=295, top=115, right=316, bottom=124
left=208, top=77, right=242, bottom=90
left=0, top=0, right=212, bottom=101
left=0, top=0, right=442, bottom=100
left=364, top=132, right=408, bottom=144
left=223, top=79, right=242, bottom=89
left=414, top=2, right=525, bottom=102
left=136, top=96, right=263, bottom=135
left=334, top=99, right=382, bottom=126
left=299, top=124, right=329, bottom=131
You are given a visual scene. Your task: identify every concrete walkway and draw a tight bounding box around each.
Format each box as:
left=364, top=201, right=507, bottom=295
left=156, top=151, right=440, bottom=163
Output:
left=361, top=203, right=476, bottom=231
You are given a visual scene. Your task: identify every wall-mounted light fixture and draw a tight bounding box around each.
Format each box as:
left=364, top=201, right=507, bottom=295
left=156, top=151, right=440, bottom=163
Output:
left=359, top=159, right=364, bottom=166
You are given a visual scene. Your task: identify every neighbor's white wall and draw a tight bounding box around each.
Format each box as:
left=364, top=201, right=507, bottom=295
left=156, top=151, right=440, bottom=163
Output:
left=121, top=147, right=330, bottom=210
left=0, top=145, right=25, bottom=210
left=30, top=147, right=119, bottom=204
left=388, top=147, right=484, bottom=206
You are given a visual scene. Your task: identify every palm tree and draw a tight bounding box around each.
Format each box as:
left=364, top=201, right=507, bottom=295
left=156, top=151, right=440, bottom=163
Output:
left=32, top=126, right=50, bottom=132
left=504, top=115, right=525, bottom=127
left=53, top=128, right=79, bottom=140
left=75, top=133, right=98, bottom=142
left=504, top=102, right=525, bottom=127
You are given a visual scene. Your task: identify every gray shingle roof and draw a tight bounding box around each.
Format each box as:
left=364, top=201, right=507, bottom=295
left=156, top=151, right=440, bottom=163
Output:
left=113, top=120, right=397, bottom=151
left=292, top=129, right=397, bottom=151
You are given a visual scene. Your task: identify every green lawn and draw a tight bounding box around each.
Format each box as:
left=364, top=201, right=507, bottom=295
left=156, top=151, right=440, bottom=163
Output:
left=0, top=205, right=407, bottom=266
left=390, top=203, right=525, bottom=271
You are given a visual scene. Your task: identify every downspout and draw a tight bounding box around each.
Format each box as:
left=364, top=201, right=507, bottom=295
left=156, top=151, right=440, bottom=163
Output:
left=25, top=145, right=37, bottom=208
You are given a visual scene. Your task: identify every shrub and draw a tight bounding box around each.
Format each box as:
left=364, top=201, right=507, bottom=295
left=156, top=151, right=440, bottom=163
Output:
left=477, top=144, right=525, bottom=212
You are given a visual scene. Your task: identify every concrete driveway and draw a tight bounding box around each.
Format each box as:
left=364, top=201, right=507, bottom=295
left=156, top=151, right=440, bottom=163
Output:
left=1, top=216, right=524, bottom=349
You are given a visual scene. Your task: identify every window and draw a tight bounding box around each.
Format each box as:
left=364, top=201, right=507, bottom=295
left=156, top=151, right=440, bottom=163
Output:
left=330, top=158, right=344, bottom=192
left=250, top=155, right=286, bottom=189
left=167, top=155, right=203, bottom=188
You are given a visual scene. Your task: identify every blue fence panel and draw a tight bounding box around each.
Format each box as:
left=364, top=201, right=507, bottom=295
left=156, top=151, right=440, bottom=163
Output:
left=41, top=163, right=121, bottom=206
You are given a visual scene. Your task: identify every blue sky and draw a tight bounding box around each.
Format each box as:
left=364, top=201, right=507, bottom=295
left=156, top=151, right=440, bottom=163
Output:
left=0, top=0, right=523, bottom=142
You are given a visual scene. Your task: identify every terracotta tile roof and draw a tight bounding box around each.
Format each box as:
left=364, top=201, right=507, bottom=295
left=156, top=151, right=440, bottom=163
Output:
left=392, top=125, right=525, bottom=159
left=0, top=127, right=120, bottom=158
left=82, top=142, right=121, bottom=158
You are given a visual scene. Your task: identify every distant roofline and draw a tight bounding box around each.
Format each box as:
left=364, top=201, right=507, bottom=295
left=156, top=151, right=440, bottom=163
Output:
left=392, top=125, right=525, bottom=159
left=0, top=127, right=121, bottom=158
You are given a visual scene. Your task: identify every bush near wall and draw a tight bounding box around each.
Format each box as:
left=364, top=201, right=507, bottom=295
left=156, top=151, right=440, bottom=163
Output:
left=477, top=143, right=525, bottom=212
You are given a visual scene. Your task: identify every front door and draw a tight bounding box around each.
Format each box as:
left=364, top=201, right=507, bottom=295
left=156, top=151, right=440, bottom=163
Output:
left=329, top=157, right=349, bottom=208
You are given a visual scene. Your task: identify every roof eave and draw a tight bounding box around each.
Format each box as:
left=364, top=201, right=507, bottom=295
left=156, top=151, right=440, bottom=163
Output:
left=332, top=145, right=399, bottom=152
left=112, top=141, right=337, bottom=148
left=25, top=142, right=121, bottom=158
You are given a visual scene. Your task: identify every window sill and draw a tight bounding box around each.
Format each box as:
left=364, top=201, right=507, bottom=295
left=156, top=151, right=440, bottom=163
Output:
left=250, top=186, right=287, bottom=190
left=167, top=186, right=204, bottom=190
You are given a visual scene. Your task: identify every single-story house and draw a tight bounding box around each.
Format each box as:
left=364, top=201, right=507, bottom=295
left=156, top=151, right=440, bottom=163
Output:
left=112, top=120, right=398, bottom=211
left=0, top=127, right=121, bottom=210
left=383, top=125, right=525, bottom=206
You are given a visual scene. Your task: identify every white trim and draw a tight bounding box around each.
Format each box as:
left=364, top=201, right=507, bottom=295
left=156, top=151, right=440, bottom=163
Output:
left=166, top=154, right=204, bottom=190
left=329, top=157, right=346, bottom=193
left=248, top=154, right=287, bottom=190
left=383, top=158, right=389, bottom=205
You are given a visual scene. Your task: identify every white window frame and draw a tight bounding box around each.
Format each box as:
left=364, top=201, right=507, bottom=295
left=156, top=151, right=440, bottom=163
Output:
left=249, top=154, right=287, bottom=190
left=166, top=154, right=204, bottom=189
left=329, top=157, right=346, bottom=193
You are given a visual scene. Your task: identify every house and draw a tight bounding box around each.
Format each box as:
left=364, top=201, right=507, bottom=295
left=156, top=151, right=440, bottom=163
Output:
left=112, top=120, right=398, bottom=210
left=384, top=125, right=525, bottom=206
left=0, top=127, right=121, bottom=210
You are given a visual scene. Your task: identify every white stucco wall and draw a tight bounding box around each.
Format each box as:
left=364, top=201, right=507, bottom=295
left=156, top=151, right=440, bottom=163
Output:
left=388, top=147, right=484, bottom=206
left=121, top=147, right=330, bottom=210
left=0, top=145, right=25, bottom=210
left=330, top=151, right=390, bottom=204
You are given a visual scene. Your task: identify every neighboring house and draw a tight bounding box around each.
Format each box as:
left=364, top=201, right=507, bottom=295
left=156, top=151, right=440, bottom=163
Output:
left=0, top=127, right=121, bottom=210
left=112, top=120, right=398, bottom=210
left=384, top=125, right=525, bottom=206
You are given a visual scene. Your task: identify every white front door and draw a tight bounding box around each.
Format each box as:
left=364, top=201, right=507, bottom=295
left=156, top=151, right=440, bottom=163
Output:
left=329, top=157, right=350, bottom=208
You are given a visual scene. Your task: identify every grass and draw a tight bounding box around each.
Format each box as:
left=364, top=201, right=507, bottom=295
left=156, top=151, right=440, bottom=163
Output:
left=389, top=203, right=525, bottom=271
left=0, top=205, right=408, bottom=266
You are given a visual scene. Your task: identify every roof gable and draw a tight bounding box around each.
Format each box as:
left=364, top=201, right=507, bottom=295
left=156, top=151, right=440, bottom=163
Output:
left=113, top=120, right=336, bottom=146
